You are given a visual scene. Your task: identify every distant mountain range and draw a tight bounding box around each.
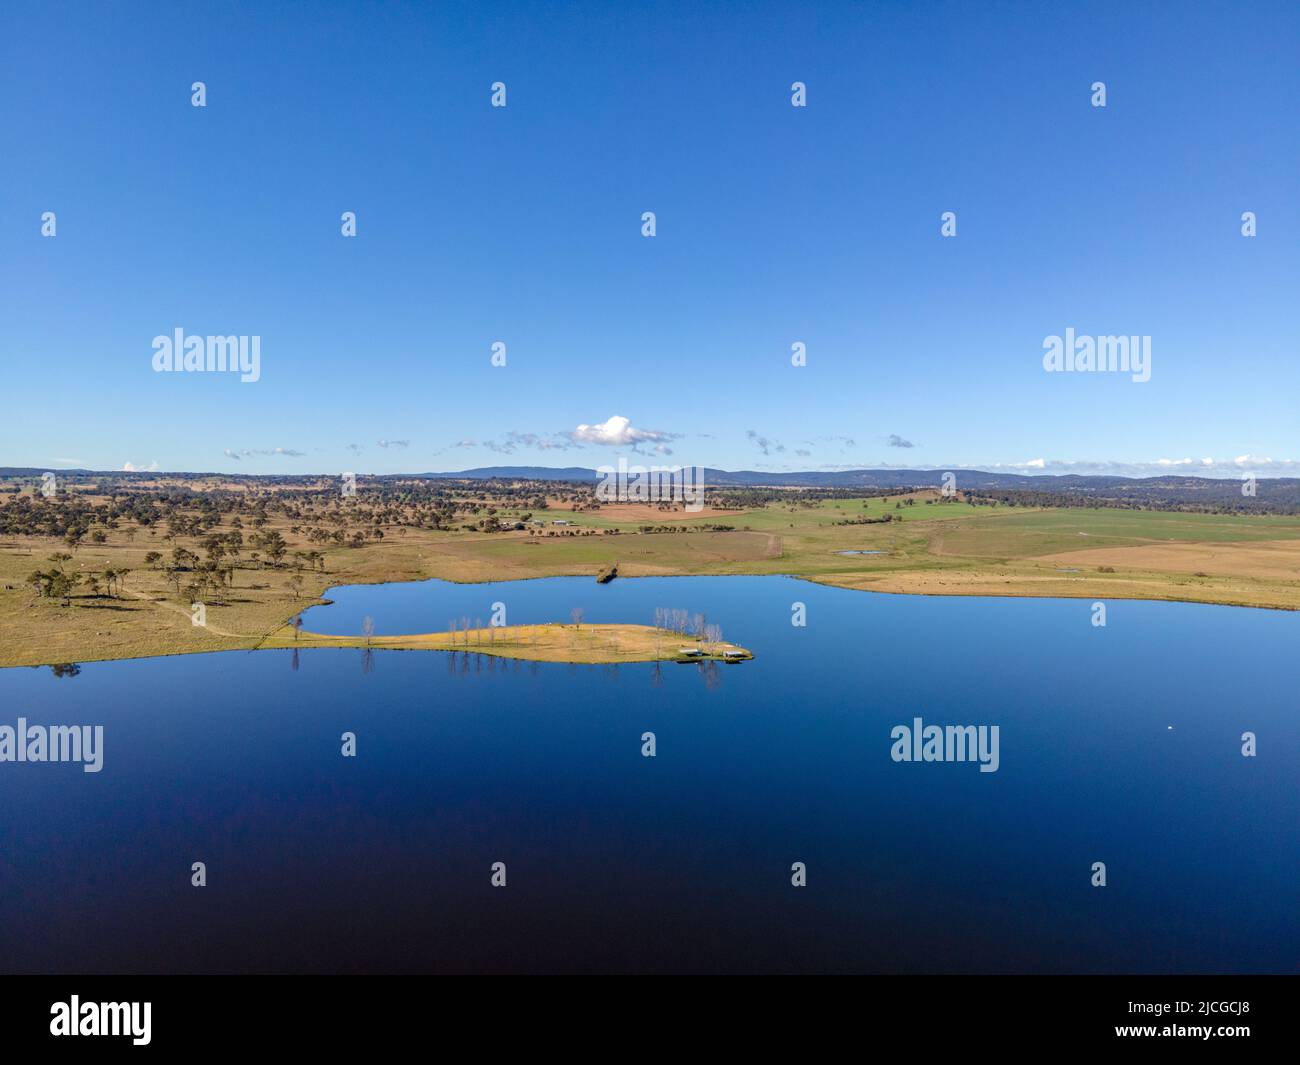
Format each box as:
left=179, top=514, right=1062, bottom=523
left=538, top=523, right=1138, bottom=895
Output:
left=411, top=466, right=1300, bottom=492
left=5, top=465, right=1299, bottom=510
left=3, top=465, right=1297, bottom=491
left=419, top=465, right=1004, bottom=486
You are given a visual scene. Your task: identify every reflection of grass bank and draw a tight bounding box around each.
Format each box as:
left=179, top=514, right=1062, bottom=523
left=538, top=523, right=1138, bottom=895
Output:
left=261, top=622, right=752, bottom=665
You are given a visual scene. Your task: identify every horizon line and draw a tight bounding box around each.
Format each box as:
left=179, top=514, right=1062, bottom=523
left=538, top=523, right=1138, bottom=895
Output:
left=3, top=464, right=1297, bottom=483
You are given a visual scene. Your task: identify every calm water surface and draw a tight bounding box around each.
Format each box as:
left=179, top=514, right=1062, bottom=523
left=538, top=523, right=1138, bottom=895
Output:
left=1, top=575, right=1296, bottom=973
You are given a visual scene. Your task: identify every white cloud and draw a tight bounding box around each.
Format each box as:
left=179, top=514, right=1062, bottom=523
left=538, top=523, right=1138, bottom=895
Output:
left=746, top=430, right=785, bottom=456
left=122, top=460, right=159, bottom=472
left=223, top=447, right=305, bottom=461
left=571, top=415, right=675, bottom=449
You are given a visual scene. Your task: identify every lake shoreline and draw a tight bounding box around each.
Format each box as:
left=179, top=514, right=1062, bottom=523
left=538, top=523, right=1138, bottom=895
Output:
left=3, top=564, right=1297, bottom=670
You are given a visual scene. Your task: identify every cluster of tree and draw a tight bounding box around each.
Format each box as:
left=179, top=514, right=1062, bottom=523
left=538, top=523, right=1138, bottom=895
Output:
left=446, top=615, right=510, bottom=646
left=833, top=514, right=895, bottom=526
left=26, top=553, right=132, bottom=606
left=961, top=483, right=1300, bottom=515
left=0, top=474, right=535, bottom=541
left=636, top=523, right=737, bottom=533
left=653, top=607, right=719, bottom=643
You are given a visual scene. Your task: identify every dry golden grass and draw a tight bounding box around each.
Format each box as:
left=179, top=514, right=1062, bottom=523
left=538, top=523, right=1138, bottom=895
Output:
left=816, top=560, right=1300, bottom=611
left=1035, top=538, right=1300, bottom=581
left=0, top=534, right=317, bottom=667
left=262, top=622, right=751, bottom=664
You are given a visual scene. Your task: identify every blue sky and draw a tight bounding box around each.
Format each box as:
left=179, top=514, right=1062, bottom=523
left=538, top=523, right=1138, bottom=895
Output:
left=2, top=0, right=1297, bottom=477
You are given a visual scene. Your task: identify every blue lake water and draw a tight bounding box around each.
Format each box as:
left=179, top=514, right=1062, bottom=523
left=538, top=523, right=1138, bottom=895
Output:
left=1, top=575, right=1297, bottom=973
